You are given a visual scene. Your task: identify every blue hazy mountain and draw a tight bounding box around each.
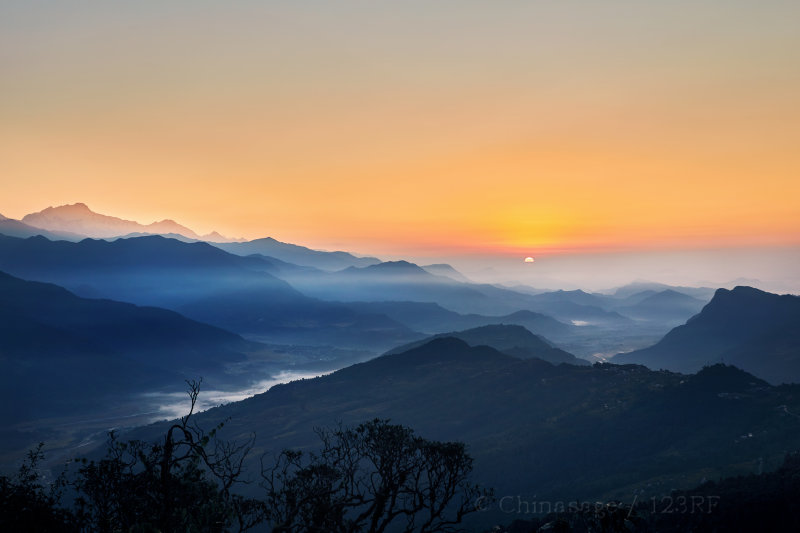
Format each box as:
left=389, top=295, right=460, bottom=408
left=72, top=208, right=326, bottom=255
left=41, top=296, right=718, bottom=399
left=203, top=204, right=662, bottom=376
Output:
left=342, top=301, right=573, bottom=338
left=613, top=286, right=800, bottom=383
left=0, top=234, right=420, bottom=350
left=519, top=289, right=634, bottom=325
left=614, top=289, right=707, bottom=323
left=212, top=237, right=381, bottom=271
left=504, top=283, right=712, bottom=325
left=0, top=213, right=85, bottom=241
left=0, top=270, right=268, bottom=424
left=306, top=260, right=497, bottom=310
left=526, top=288, right=610, bottom=308
left=236, top=253, right=326, bottom=278
left=274, top=259, right=630, bottom=324
left=420, top=263, right=471, bottom=282
left=610, top=280, right=716, bottom=301
left=383, top=324, right=588, bottom=365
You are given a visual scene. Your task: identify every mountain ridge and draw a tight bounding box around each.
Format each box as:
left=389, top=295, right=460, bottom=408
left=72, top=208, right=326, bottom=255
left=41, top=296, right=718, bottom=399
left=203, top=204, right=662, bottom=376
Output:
left=384, top=324, right=588, bottom=366
left=613, top=286, right=800, bottom=383
left=0, top=234, right=421, bottom=350
left=21, top=203, right=240, bottom=242
left=0, top=269, right=274, bottom=429
left=212, top=236, right=381, bottom=271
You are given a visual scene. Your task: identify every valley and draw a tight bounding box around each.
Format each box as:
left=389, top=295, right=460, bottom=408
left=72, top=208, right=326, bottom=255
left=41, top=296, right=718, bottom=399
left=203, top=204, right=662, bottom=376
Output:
left=1, top=204, right=798, bottom=531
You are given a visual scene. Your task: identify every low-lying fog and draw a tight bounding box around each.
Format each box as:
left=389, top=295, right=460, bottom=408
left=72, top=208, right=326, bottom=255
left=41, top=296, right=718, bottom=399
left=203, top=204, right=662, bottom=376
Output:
left=409, top=246, right=800, bottom=293
left=140, top=370, right=332, bottom=421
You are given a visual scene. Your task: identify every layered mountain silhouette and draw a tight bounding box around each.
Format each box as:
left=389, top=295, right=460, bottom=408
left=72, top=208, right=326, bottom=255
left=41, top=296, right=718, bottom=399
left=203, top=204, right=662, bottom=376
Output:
left=21, top=203, right=239, bottom=242
left=610, top=281, right=716, bottom=301
left=614, top=286, right=800, bottom=383
left=615, top=289, right=707, bottom=323
left=384, top=324, right=588, bottom=366
left=343, top=301, right=573, bottom=338
left=0, top=214, right=85, bottom=241
left=519, top=290, right=635, bottom=325
left=265, top=259, right=492, bottom=311
left=19, top=202, right=379, bottom=270
left=126, top=336, right=800, bottom=509
left=0, top=227, right=688, bottom=355
left=274, top=259, right=630, bottom=322
left=0, top=270, right=268, bottom=424
left=6, top=205, right=710, bottom=327
left=420, top=263, right=471, bottom=283
left=0, top=234, right=420, bottom=350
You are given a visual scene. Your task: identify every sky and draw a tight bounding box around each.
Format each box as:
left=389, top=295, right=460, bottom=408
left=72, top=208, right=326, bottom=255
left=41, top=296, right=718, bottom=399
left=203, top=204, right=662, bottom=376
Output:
left=1, top=1, right=799, bottom=265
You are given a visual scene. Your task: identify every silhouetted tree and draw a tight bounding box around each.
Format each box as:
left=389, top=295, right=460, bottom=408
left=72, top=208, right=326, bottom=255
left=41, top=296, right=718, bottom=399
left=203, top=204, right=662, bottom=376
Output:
left=262, top=419, right=489, bottom=532
left=71, top=379, right=264, bottom=532
left=0, top=443, right=77, bottom=532
left=2, top=385, right=489, bottom=532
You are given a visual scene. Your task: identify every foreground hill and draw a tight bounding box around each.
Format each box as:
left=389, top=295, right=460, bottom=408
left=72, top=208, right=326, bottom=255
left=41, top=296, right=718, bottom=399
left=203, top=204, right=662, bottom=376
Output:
left=614, top=286, right=800, bottom=383
left=126, top=337, right=800, bottom=518
left=384, top=324, right=588, bottom=365
left=0, top=234, right=420, bottom=350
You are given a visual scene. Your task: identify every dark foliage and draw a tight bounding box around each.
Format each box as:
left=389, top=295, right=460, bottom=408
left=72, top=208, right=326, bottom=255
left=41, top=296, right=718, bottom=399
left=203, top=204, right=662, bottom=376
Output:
left=0, top=383, right=483, bottom=532
left=0, top=444, right=78, bottom=532
left=262, top=419, right=489, bottom=532
left=0, top=380, right=261, bottom=532
left=70, top=380, right=262, bottom=533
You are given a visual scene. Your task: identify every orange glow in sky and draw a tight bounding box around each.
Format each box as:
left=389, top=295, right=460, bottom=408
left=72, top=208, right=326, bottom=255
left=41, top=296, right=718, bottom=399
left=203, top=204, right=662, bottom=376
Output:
left=1, top=1, right=798, bottom=257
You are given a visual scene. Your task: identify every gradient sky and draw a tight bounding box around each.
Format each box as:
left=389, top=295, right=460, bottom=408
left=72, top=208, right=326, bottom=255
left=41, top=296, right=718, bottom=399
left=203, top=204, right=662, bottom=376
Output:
left=1, top=1, right=799, bottom=258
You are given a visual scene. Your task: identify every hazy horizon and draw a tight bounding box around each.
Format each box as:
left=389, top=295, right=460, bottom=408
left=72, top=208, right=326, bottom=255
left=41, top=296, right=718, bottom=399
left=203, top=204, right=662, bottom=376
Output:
left=3, top=200, right=798, bottom=295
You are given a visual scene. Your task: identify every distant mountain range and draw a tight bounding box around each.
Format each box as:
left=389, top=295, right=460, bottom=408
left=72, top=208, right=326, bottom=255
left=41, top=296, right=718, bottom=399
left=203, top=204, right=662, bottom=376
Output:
left=273, top=259, right=635, bottom=323
left=9, top=203, right=383, bottom=271
left=1, top=203, right=759, bottom=367
left=342, top=301, right=574, bottom=339
left=609, top=280, right=717, bottom=300
left=420, top=263, right=472, bottom=282
left=0, top=234, right=420, bottom=350
left=21, top=203, right=239, bottom=242
left=211, top=237, right=380, bottom=271
left=384, top=324, right=588, bottom=366
left=0, top=229, right=723, bottom=356
left=614, top=286, right=800, bottom=383
left=614, top=289, right=707, bottom=322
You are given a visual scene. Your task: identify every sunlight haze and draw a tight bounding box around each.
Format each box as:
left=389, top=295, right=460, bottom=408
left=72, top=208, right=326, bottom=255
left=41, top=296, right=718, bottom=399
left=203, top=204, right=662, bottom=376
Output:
left=1, top=1, right=798, bottom=280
